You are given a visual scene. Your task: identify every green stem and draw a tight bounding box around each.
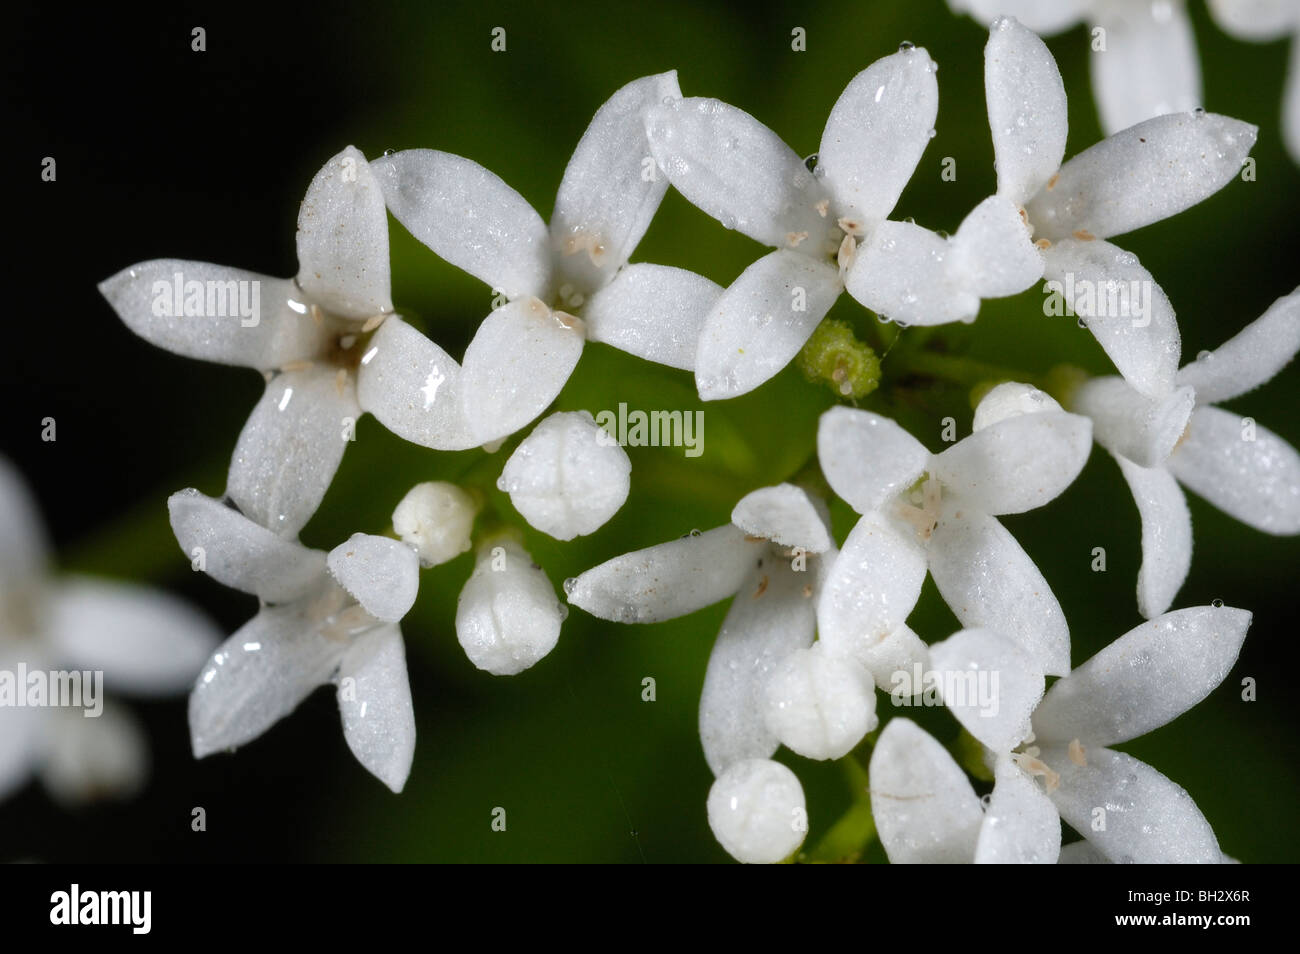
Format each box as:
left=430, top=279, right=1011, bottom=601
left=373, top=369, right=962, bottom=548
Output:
left=803, top=749, right=876, bottom=863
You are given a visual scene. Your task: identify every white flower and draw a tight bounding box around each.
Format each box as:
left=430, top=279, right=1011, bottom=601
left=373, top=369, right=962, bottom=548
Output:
left=371, top=72, right=723, bottom=443
left=498, top=411, right=631, bottom=541
left=1074, top=286, right=1300, bottom=617
left=870, top=604, right=1250, bottom=863
left=100, top=146, right=418, bottom=536
left=391, top=481, right=479, bottom=567
left=929, top=17, right=1256, bottom=400
left=455, top=537, right=565, bottom=676
left=1209, top=0, right=1300, bottom=162
left=949, top=0, right=1204, bottom=135
left=567, top=483, right=836, bottom=861
left=817, top=384, right=1093, bottom=679
left=707, top=758, right=807, bottom=864
left=641, top=47, right=941, bottom=399
left=170, top=489, right=419, bottom=792
left=0, top=459, right=218, bottom=804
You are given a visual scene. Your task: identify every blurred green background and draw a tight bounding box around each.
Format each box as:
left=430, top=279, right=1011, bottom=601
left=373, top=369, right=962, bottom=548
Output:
left=6, top=0, right=1298, bottom=861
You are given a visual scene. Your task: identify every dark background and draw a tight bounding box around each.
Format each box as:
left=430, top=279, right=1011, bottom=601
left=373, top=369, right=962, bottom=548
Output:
left=4, top=0, right=1298, bottom=861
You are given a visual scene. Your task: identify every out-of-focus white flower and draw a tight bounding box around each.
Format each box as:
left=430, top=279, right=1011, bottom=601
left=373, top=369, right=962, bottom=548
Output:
left=817, top=384, right=1092, bottom=679
left=0, top=459, right=218, bottom=804
left=1208, top=0, right=1300, bottom=162
left=372, top=72, right=724, bottom=444
left=455, top=537, right=565, bottom=676
left=707, top=758, right=807, bottom=864
left=949, top=0, right=1203, bottom=135
left=930, top=18, right=1256, bottom=400
left=870, top=604, right=1250, bottom=863
left=498, top=411, right=631, bottom=541
left=642, top=47, right=942, bottom=399
left=170, top=489, right=419, bottom=793
left=1074, top=286, right=1300, bottom=617
left=567, top=482, right=840, bottom=861
left=391, top=482, right=479, bottom=567
left=101, top=146, right=422, bottom=537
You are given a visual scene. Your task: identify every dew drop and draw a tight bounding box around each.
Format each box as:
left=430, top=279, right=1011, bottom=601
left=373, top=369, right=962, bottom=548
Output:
left=1193, top=106, right=1206, bottom=118
left=563, top=577, right=578, bottom=596
left=662, top=95, right=680, bottom=107
left=382, top=149, right=396, bottom=157
left=898, top=40, right=915, bottom=52
left=902, top=216, right=915, bottom=225
left=1197, top=349, right=1213, bottom=362
left=720, top=213, right=737, bottom=230
left=1077, top=318, right=1088, bottom=328
left=1212, top=598, right=1224, bottom=608
left=557, top=603, right=570, bottom=622
left=803, top=152, right=819, bottom=173
left=495, top=476, right=507, bottom=492
left=980, top=793, right=993, bottom=809
left=927, top=128, right=936, bottom=139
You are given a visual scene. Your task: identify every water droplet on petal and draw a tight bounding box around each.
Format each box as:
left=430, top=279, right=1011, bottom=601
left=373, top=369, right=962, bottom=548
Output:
left=557, top=603, right=570, bottom=622
left=898, top=40, right=915, bottom=52
left=563, top=577, right=578, bottom=596
left=980, top=793, right=993, bottom=809
left=1077, top=318, right=1088, bottom=329
left=1212, top=598, right=1224, bottom=608
left=803, top=152, right=819, bottom=173
left=382, top=149, right=396, bottom=157
left=1193, top=106, right=1206, bottom=118
left=927, top=128, right=936, bottom=139
left=720, top=213, right=736, bottom=230
left=1197, top=349, right=1213, bottom=362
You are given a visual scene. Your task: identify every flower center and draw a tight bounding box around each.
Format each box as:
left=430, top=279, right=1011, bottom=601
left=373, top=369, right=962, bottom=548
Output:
left=893, top=474, right=943, bottom=542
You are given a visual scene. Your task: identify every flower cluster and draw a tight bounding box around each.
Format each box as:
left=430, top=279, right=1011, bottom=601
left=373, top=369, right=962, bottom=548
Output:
left=91, top=13, right=1297, bottom=860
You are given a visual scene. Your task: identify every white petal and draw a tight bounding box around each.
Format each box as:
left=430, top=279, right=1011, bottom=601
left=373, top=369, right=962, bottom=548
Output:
left=295, top=145, right=393, bottom=320
left=1114, top=455, right=1193, bottom=618
left=99, top=262, right=328, bottom=372
left=1044, top=745, right=1221, bottom=863
left=189, top=606, right=342, bottom=757
left=227, top=366, right=358, bottom=537
left=459, top=297, right=585, bottom=446
left=39, top=701, right=148, bottom=806
left=1207, top=0, right=1298, bottom=39
left=391, top=481, right=478, bottom=567
left=1090, top=0, right=1202, bottom=135
left=46, top=578, right=220, bottom=695
left=972, top=381, right=1063, bottom=430
left=1175, top=286, right=1300, bottom=403
left=707, top=758, right=807, bottom=864
left=861, top=624, right=932, bottom=693
left=730, top=483, right=831, bottom=553
left=948, top=195, right=1044, bottom=298
left=1033, top=605, right=1251, bottom=747
left=984, top=17, right=1068, bottom=206
left=355, top=316, right=474, bottom=451
left=953, top=0, right=1090, bottom=33
left=581, top=264, right=720, bottom=371
left=1041, top=241, right=1182, bottom=397
left=845, top=221, right=978, bottom=326
left=817, top=513, right=927, bottom=658
left=974, top=756, right=1061, bottom=864
left=371, top=149, right=551, bottom=300
left=931, top=410, right=1092, bottom=515
left=1072, top=377, right=1196, bottom=468
left=566, top=524, right=756, bottom=623
left=817, top=47, right=939, bottom=225
left=327, top=534, right=420, bottom=623
left=1026, top=113, right=1258, bottom=241
left=1167, top=404, right=1300, bottom=533
left=168, top=489, right=326, bottom=602
left=456, top=539, right=563, bottom=675
left=929, top=628, right=1045, bottom=752
left=0, top=457, right=48, bottom=594
left=762, top=643, right=878, bottom=760
left=816, top=406, right=930, bottom=514
left=869, top=718, right=982, bottom=864
left=928, top=508, right=1071, bottom=676
left=335, top=624, right=415, bottom=793
left=500, top=411, right=631, bottom=541
left=1057, top=839, right=1112, bottom=863
left=699, top=562, right=816, bottom=774
left=643, top=97, right=832, bottom=248
left=550, top=71, right=680, bottom=292
left=695, top=250, right=840, bottom=401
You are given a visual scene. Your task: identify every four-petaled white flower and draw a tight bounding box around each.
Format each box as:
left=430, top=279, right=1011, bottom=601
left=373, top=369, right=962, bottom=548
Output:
left=1073, top=286, right=1300, bottom=617
left=911, top=17, right=1256, bottom=405
left=369, top=71, right=725, bottom=446
left=817, top=383, right=1093, bottom=680
left=170, top=489, right=420, bottom=792
left=949, top=0, right=1204, bottom=135
left=0, top=459, right=218, bottom=804
left=870, top=604, right=1249, bottom=864
left=641, top=46, right=944, bottom=399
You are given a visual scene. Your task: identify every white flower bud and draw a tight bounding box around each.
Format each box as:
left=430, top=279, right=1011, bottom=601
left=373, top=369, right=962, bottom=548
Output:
left=455, top=539, right=564, bottom=675
left=973, top=381, right=1062, bottom=431
left=392, top=482, right=478, bottom=567
left=763, top=643, right=878, bottom=760
left=707, top=758, right=806, bottom=864
left=498, top=411, right=630, bottom=541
